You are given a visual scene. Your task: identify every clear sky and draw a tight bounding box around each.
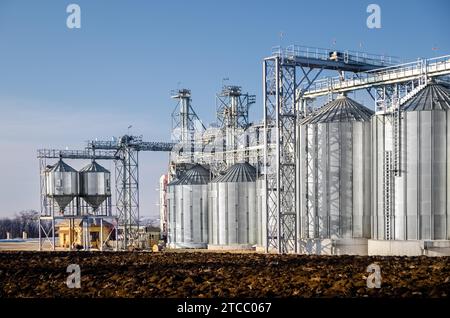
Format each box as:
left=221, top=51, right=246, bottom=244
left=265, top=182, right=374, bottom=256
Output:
left=0, top=0, right=449, bottom=219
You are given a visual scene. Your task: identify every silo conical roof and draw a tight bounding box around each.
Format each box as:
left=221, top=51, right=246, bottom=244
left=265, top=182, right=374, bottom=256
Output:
left=173, top=164, right=210, bottom=185
left=167, top=178, right=180, bottom=186
left=80, top=160, right=110, bottom=173
left=50, top=159, right=77, bottom=172
left=212, top=162, right=257, bottom=183
left=302, top=95, right=373, bottom=124
left=401, top=83, right=450, bottom=111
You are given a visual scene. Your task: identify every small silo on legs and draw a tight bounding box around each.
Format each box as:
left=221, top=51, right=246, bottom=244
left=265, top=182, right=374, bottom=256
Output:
left=79, top=160, right=111, bottom=212
left=45, top=159, right=79, bottom=213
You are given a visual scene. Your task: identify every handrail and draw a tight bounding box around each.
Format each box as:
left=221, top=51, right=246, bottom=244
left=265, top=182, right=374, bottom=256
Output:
left=301, top=54, right=450, bottom=97
left=272, top=45, right=402, bottom=67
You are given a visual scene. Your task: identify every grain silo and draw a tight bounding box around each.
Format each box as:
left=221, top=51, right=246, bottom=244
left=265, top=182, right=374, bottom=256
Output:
left=208, top=162, right=258, bottom=250
left=256, top=177, right=266, bottom=249
left=298, top=94, right=373, bottom=255
left=166, top=164, right=210, bottom=248
left=79, top=160, right=111, bottom=211
left=45, top=159, right=79, bottom=212
left=370, top=82, right=450, bottom=256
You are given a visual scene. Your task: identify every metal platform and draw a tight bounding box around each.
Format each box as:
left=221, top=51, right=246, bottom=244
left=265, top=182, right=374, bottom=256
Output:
left=302, top=55, right=450, bottom=98
left=272, top=45, right=401, bottom=72
left=37, top=149, right=119, bottom=160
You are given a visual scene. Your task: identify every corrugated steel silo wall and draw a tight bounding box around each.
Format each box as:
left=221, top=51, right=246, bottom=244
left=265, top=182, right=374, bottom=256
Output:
left=46, top=170, right=79, bottom=196
left=167, top=184, right=208, bottom=247
left=371, top=110, right=450, bottom=240
left=167, top=185, right=175, bottom=244
left=299, top=120, right=371, bottom=239
left=256, top=178, right=266, bottom=247
left=208, top=181, right=258, bottom=245
left=81, top=172, right=110, bottom=196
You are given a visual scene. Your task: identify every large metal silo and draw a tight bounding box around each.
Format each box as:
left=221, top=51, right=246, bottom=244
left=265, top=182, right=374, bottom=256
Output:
left=45, top=159, right=78, bottom=212
left=166, top=177, right=179, bottom=247
left=256, top=177, right=266, bottom=248
left=371, top=83, right=450, bottom=256
left=208, top=162, right=258, bottom=249
left=79, top=160, right=111, bottom=210
left=166, top=164, right=210, bottom=248
left=298, top=95, right=373, bottom=255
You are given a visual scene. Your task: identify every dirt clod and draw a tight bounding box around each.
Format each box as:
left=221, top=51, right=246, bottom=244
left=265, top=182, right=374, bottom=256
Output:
left=0, top=251, right=449, bottom=298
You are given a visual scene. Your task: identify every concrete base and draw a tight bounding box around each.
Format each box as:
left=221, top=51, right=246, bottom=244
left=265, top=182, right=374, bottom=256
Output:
left=424, top=240, right=450, bottom=256
left=168, top=242, right=207, bottom=249
left=334, top=238, right=368, bottom=255
left=207, top=244, right=255, bottom=251
left=368, top=240, right=450, bottom=256
left=298, top=239, right=333, bottom=255
left=255, top=246, right=267, bottom=253
left=298, top=238, right=368, bottom=255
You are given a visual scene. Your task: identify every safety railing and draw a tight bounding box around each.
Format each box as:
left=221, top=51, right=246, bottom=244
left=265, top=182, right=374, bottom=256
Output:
left=301, top=54, right=450, bottom=97
left=272, top=45, right=402, bottom=67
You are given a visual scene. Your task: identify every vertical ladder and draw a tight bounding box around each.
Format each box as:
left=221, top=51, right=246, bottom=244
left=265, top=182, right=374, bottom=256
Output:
left=327, top=77, right=333, bottom=103
left=392, top=100, right=401, bottom=177
left=383, top=150, right=393, bottom=240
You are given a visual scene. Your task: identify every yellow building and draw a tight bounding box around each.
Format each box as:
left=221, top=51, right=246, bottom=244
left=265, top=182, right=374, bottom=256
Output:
left=56, top=219, right=114, bottom=249
left=144, top=226, right=160, bottom=245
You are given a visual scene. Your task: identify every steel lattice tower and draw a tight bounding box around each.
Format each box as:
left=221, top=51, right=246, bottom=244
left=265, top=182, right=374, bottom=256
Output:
left=264, top=57, right=298, bottom=253
left=170, top=89, right=205, bottom=164
left=263, top=45, right=401, bottom=253
left=216, top=85, right=256, bottom=167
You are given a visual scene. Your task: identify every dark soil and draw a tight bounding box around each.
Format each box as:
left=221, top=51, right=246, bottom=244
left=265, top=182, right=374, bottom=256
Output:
left=0, top=251, right=449, bottom=298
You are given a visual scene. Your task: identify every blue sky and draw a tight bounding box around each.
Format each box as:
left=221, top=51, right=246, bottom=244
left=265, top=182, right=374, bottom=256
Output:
left=0, top=0, right=449, bottom=218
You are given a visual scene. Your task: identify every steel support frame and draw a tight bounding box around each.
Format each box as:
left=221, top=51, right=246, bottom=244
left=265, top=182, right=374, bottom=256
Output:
left=215, top=86, right=256, bottom=168
left=171, top=89, right=205, bottom=165
left=38, top=136, right=171, bottom=251
left=171, top=89, right=204, bottom=143
left=216, top=86, right=256, bottom=129
left=38, top=155, right=117, bottom=251
left=264, top=57, right=297, bottom=253
left=115, top=148, right=140, bottom=248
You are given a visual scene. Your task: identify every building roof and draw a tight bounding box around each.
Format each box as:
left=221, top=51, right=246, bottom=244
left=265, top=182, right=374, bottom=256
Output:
left=212, top=162, right=257, bottom=183
left=401, top=83, right=450, bottom=111
left=302, top=95, right=373, bottom=124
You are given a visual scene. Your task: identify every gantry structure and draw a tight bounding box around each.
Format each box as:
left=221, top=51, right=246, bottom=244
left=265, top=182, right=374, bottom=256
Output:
left=263, top=45, right=450, bottom=253
left=169, top=85, right=260, bottom=176
left=36, top=44, right=450, bottom=253
left=215, top=85, right=256, bottom=168
left=299, top=51, right=450, bottom=242
left=37, top=137, right=174, bottom=250
left=169, top=89, right=206, bottom=175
